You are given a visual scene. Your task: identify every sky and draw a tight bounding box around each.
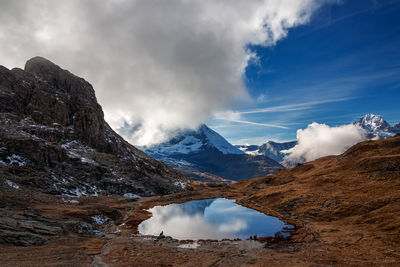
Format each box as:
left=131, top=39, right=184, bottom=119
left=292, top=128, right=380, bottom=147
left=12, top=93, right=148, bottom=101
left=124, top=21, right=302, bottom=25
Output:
left=209, top=0, right=400, bottom=145
left=0, top=0, right=399, bottom=146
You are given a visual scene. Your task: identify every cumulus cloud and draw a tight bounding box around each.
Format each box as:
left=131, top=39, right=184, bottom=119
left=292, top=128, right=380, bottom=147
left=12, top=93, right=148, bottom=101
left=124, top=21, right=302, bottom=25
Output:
left=283, top=122, right=367, bottom=163
left=0, top=0, right=333, bottom=145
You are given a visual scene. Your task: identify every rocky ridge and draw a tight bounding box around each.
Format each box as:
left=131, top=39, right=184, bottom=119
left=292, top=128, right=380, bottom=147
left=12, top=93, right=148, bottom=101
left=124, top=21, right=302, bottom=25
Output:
left=0, top=57, right=189, bottom=197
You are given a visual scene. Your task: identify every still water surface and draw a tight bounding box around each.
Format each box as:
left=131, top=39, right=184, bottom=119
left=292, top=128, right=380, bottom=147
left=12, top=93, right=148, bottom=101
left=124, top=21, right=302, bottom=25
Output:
left=138, top=198, right=292, bottom=240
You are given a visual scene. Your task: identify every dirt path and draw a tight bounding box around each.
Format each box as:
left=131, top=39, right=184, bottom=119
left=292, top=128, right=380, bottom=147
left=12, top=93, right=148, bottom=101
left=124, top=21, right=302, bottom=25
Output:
left=92, top=237, right=112, bottom=267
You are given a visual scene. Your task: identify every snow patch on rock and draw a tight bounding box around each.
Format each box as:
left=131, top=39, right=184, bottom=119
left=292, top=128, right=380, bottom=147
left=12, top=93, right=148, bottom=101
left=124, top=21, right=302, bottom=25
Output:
left=174, top=181, right=188, bottom=189
left=61, top=141, right=98, bottom=165
left=61, top=197, right=79, bottom=204
left=6, top=180, right=20, bottom=190
left=0, top=154, right=28, bottom=167
left=123, top=193, right=140, bottom=199
left=178, top=242, right=199, bottom=249
left=91, top=215, right=109, bottom=225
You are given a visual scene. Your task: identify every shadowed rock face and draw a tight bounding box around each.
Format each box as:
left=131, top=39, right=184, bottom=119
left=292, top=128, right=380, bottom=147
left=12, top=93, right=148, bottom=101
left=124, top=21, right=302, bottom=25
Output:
left=23, top=57, right=106, bottom=152
left=2, top=56, right=110, bottom=153
left=0, top=57, right=189, bottom=197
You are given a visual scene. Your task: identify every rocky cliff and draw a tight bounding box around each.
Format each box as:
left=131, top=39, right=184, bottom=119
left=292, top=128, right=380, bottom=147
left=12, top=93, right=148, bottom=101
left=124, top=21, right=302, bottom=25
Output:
left=0, top=57, right=189, bottom=197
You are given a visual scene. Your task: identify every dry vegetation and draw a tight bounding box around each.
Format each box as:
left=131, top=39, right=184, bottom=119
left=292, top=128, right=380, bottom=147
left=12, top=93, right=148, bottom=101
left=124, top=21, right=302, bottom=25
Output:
left=1, top=136, right=399, bottom=266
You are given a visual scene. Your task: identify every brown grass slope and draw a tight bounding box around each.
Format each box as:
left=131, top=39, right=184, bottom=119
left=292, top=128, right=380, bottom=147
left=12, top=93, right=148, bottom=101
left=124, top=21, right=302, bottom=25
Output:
left=235, top=135, right=400, bottom=264
left=1, top=135, right=399, bottom=266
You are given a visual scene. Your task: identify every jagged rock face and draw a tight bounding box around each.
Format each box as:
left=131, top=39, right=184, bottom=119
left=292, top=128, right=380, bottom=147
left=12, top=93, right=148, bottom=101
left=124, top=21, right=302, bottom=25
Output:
left=2, top=57, right=107, bottom=153
left=0, top=57, right=189, bottom=196
left=23, top=57, right=110, bottom=152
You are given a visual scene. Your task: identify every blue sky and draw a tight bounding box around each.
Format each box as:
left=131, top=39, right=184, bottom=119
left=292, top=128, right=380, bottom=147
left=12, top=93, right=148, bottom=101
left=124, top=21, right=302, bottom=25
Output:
left=208, top=0, right=400, bottom=145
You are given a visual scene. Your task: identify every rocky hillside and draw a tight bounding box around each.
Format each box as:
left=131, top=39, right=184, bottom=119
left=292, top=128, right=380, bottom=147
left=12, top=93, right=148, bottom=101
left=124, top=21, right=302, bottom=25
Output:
left=236, top=134, right=400, bottom=227
left=0, top=57, right=189, bottom=197
left=234, top=134, right=400, bottom=264
left=1, top=128, right=399, bottom=265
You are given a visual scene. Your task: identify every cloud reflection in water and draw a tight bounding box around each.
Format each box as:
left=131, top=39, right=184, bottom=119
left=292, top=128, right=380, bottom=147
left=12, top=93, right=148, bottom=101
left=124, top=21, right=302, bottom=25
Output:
left=138, top=198, right=291, bottom=240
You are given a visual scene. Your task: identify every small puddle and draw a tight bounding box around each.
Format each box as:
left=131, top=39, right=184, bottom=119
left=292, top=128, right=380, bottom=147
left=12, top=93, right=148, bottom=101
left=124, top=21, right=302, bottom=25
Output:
left=138, top=198, right=293, bottom=240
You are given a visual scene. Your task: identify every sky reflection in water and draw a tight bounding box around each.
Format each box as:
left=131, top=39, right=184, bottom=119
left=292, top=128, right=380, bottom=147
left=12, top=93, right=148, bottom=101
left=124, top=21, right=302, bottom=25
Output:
left=138, top=198, right=292, bottom=240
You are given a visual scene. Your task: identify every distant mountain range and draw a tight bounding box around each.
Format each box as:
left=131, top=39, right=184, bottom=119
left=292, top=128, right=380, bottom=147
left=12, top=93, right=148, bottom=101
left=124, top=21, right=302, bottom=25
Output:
left=238, top=114, right=400, bottom=164
left=143, top=113, right=399, bottom=182
left=143, top=125, right=282, bottom=182
left=236, top=113, right=400, bottom=166
left=236, top=141, right=297, bottom=164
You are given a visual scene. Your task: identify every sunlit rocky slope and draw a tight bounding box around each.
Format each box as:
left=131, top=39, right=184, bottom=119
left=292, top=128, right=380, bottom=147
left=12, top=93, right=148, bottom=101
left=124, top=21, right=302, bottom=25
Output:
left=233, top=134, right=400, bottom=265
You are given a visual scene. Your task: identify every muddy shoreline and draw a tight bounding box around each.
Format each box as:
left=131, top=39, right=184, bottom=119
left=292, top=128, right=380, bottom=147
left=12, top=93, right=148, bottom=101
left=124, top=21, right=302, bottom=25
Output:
left=0, top=188, right=313, bottom=267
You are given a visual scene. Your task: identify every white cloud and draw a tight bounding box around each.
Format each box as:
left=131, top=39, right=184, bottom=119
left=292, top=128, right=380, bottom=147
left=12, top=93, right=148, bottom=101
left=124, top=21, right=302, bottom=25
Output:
left=224, top=119, right=289, bottom=129
left=239, top=97, right=354, bottom=114
left=283, top=122, right=367, bottom=163
left=213, top=110, right=289, bottom=129
left=0, top=0, right=333, bottom=145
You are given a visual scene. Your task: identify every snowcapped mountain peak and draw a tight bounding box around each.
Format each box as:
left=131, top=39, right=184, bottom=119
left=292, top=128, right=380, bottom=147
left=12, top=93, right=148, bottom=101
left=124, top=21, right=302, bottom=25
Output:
left=145, top=124, right=243, bottom=155
left=354, top=114, right=391, bottom=132
left=235, top=140, right=297, bottom=163
left=353, top=113, right=397, bottom=139
left=144, top=124, right=282, bottom=181
left=198, top=125, right=244, bottom=154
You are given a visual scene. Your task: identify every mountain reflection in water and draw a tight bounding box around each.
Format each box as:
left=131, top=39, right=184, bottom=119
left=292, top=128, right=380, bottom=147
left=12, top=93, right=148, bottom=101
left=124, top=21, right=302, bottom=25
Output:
left=138, top=198, right=292, bottom=240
